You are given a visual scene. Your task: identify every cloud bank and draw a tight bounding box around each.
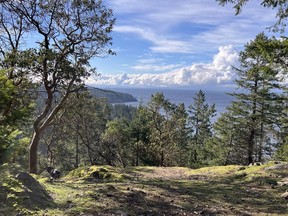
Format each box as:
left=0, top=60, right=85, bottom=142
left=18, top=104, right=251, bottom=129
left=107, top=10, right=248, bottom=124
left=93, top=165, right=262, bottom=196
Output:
left=86, top=45, right=239, bottom=87
left=88, top=0, right=282, bottom=87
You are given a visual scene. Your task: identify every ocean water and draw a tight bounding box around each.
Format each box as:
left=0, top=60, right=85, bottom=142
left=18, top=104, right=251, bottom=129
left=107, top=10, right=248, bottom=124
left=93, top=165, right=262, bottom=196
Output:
left=108, top=87, right=234, bottom=116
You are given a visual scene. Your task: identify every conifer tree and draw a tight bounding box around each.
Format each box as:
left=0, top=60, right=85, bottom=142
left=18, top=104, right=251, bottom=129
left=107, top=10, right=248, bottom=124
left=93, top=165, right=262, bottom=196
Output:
left=188, top=90, right=216, bottom=167
left=214, top=33, right=284, bottom=164
left=128, top=106, right=152, bottom=166
left=146, top=92, right=189, bottom=166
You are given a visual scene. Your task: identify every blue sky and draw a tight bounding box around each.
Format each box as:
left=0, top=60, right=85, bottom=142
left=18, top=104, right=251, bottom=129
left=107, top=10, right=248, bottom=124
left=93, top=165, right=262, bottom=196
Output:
left=86, top=0, right=282, bottom=88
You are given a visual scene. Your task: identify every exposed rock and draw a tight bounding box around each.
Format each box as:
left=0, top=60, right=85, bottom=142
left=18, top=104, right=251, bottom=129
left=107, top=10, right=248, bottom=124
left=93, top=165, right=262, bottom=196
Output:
left=63, top=200, right=75, bottom=209
left=114, top=210, right=128, bottom=216
left=99, top=167, right=108, bottom=172
left=277, top=181, right=288, bottom=187
left=106, top=185, right=117, bottom=191
left=249, top=162, right=262, bottom=166
left=238, top=166, right=246, bottom=171
left=90, top=169, right=112, bottom=180
left=90, top=171, right=101, bottom=179
left=281, top=191, right=288, bottom=199
left=273, top=161, right=282, bottom=164
left=265, top=163, right=288, bottom=171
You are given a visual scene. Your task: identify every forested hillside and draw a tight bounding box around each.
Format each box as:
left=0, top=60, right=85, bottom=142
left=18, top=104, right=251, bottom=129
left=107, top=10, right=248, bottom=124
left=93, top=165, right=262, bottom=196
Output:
left=88, top=87, right=137, bottom=103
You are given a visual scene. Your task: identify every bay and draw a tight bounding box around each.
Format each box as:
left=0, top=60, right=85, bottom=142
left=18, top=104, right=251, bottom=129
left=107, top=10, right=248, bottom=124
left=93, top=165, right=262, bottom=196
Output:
left=107, top=87, right=234, bottom=116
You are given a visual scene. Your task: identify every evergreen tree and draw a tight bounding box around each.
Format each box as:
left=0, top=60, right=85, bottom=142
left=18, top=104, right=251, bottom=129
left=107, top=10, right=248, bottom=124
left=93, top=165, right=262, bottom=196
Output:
left=110, top=104, right=138, bottom=121
left=214, top=33, right=284, bottom=165
left=213, top=103, right=253, bottom=164
left=188, top=90, right=216, bottom=167
left=128, top=106, right=152, bottom=166
left=0, top=68, right=35, bottom=164
left=146, top=92, right=189, bottom=166
left=171, top=103, right=190, bottom=166
left=100, top=118, right=131, bottom=167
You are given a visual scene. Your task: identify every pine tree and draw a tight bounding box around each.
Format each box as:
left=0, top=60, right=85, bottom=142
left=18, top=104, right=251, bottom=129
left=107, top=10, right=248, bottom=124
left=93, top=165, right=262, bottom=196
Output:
left=128, top=106, right=152, bottom=166
left=188, top=90, right=216, bottom=167
left=214, top=33, right=284, bottom=165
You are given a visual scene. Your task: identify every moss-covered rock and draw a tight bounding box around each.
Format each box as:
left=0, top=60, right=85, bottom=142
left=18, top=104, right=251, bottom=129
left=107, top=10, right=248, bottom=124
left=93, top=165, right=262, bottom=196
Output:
left=65, top=165, right=126, bottom=181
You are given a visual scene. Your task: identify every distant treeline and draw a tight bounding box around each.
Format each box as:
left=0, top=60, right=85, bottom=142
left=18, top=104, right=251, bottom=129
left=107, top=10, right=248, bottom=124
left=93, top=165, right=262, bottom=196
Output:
left=88, top=86, right=137, bottom=103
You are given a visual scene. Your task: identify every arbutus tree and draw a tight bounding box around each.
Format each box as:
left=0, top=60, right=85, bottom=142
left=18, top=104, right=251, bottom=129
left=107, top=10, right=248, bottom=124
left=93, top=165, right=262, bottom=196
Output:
left=0, top=0, right=115, bottom=173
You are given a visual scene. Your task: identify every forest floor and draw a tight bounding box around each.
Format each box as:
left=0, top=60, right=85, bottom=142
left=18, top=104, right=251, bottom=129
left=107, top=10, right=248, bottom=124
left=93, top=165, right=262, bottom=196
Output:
left=1, top=162, right=288, bottom=216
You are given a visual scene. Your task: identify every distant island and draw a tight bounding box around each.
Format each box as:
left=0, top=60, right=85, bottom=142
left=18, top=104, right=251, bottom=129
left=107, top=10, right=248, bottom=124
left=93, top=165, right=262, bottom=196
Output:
left=88, top=87, right=138, bottom=103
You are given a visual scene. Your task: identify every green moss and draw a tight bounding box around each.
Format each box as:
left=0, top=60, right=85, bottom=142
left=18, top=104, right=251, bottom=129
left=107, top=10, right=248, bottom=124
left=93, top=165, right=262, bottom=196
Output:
left=1, top=163, right=287, bottom=215
left=65, top=165, right=126, bottom=181
left=188, top=165, right=240, bottom=176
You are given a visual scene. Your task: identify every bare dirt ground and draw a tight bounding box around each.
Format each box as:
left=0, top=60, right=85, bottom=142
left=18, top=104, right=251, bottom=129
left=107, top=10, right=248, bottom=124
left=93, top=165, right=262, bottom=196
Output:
left=40, top=164, right=288, bottom=216
left=1, top=164, right=288, bottom=216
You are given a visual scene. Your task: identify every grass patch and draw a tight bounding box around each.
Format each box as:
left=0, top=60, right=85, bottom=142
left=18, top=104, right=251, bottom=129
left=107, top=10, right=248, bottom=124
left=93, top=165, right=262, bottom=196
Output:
left=188, top=165, right=240, bottom=176
left=1, top=163, right=287, bottom=215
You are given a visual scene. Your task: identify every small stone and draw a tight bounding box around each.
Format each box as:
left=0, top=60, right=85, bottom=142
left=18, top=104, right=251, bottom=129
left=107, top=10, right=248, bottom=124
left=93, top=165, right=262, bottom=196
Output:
left=238, top=167, right=246, bottom=171
left=280, top=191, right=288, bottom=199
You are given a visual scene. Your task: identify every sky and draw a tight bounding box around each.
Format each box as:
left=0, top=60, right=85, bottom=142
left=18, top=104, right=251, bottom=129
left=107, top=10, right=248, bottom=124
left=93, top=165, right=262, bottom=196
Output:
left=86, top=0, right=282, bottom=89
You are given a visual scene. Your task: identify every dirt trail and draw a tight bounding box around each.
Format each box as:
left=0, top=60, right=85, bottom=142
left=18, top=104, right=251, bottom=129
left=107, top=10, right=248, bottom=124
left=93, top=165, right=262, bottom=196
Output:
left=135, top=167, right=192, bottom=180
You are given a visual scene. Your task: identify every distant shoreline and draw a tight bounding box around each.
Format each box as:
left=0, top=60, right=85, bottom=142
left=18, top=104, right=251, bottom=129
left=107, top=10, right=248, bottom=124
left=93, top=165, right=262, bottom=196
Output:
left=105, top=87, right=234, bottom=118
left=87, top=86, right=137, bottom=103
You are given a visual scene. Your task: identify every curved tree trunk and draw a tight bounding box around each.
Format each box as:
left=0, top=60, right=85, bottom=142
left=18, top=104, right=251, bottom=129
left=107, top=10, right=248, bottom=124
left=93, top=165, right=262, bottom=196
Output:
left=29, top=132, right=41, bottom=174
left=28, top=79, right=75, bottom=174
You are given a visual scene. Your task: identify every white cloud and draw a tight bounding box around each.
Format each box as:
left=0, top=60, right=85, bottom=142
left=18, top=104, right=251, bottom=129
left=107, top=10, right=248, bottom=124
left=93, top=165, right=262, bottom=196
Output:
left=110, top=0, right=278, bottom=55
left=131, top=64, right=181, bottom=72
left=89, top=0, right=283, bottom=87
left=114, top=25, right=194, bottom=54
left=131, top=57, right=182, bottom=72
left=86, top=45, right=239, bottom=87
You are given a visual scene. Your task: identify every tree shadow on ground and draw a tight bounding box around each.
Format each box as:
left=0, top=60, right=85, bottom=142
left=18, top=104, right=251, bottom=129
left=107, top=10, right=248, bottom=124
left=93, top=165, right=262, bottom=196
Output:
left=38, top=165, right=288, bottom=216
left=138, top=175, right=287, bottom=216
left=0, top=169, right=56, bottom=215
